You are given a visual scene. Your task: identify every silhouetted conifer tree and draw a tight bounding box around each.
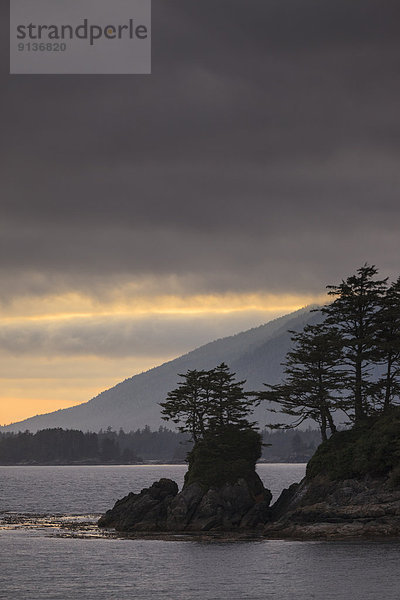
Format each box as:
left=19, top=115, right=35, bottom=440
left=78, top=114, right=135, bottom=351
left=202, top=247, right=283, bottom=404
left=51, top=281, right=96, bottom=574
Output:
left=262, top=323, right=344, bottom=440
left=320, top=264, right=387, bottom=423
left=207, top=363, right=255, bottom=432
left=160, top=364, right=257, bottom=442
left=160, top=369, right=210, bottom=442
left=373, top=276, right=400, bottom=412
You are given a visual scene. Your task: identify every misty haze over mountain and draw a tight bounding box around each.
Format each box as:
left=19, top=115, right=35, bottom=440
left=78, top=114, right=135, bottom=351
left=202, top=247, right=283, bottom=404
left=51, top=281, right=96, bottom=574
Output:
left=1, top=307, right=319, bottom=433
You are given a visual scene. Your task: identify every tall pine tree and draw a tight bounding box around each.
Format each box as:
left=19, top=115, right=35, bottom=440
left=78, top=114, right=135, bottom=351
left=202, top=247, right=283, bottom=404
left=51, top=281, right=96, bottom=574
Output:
left=262, top=323, right=344, bottom=440
left=207, top=363, right=255, bottom=432
left=160, top=364, right=257, bottom=442
left=373, top=276, right=400, bottom=412
left=160, top=369, right=208, bottom=442
left=320, top=264, right=387, bottom=423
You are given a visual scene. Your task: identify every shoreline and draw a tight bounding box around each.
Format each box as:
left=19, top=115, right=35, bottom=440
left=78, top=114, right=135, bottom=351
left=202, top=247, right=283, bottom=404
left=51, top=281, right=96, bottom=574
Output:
left=3, top=512, right=399, bottom=543
left=0, top=460, right=307, bottom=467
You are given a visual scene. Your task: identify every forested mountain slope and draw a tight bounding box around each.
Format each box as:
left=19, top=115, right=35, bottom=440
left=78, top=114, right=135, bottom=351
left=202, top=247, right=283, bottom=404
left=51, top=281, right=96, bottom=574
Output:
left=2, top=307, right=318, bottom=433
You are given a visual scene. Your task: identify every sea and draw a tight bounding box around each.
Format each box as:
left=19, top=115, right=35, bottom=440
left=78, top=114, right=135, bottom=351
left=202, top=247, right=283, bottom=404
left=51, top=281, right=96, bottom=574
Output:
left=1, top=463, right=399, bottom=600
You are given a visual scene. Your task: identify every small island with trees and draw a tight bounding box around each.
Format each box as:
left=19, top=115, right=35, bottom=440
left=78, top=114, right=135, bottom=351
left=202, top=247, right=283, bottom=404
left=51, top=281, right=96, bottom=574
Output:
left=99, top=363, right=272, bottom=532
left=98, top=264, right=400, bottom=538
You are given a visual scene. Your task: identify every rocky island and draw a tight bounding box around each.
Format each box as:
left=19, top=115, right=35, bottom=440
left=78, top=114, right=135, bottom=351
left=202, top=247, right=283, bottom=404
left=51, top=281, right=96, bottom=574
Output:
left=99, top=267, right=400, bottom=540
left=98, top=426, right=272, bottom=532
left=265, top=408, right=400, bottom=539
left=98, top=409, right=400, bottom=539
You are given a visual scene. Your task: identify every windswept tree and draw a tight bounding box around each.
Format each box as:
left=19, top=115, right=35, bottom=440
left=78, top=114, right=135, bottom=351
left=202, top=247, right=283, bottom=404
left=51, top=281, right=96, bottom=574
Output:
left=160, top=369, right=208, bottom=442
left=320, top=264, right=387, bottom=423
left=259, top=265, right=400, bottom=443
left=207, top=363, right=256, bottom=432
left=160, top=364, right=258, bottom=442
left=373, top=276, right=400, bottom=412
left=261, top=323, right=344, bottom=441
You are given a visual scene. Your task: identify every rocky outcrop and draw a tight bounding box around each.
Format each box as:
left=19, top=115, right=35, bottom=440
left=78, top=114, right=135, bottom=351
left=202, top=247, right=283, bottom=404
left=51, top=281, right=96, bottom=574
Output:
left=97, top=471, right=400, bottom=539
left=98, top=426, right=273, bottom=533
left=261, top=410, right=400, bottom=539
left=169, top=476, right=271, bottom=531
left=99, top=412, right=400, bottom=539
left=98, top=478, right=179, bottom=531
left=265, top=473, right=400, bottom=539
left=98, top=474, right=272, bottom=533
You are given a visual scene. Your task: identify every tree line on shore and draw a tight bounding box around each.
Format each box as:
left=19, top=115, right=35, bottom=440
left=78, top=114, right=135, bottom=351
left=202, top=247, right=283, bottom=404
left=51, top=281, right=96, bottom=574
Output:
left=0, top=426, right=319, bottom=464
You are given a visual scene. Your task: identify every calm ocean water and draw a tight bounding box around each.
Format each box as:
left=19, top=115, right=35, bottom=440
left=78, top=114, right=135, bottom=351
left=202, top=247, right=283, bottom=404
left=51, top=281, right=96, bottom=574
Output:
left=1, top=464, right=399, bottom=600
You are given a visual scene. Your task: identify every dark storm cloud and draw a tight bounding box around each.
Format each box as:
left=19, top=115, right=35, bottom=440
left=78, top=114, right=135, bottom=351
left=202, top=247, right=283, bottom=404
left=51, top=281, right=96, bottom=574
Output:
left=1, top=1, right=400, bottom=298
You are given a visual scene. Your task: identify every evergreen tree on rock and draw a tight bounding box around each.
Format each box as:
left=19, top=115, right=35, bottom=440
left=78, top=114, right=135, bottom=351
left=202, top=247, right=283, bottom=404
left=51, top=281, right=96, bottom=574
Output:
left=320, top=264, right=387, bottom=423
left=373, top=276, right=400, bottom=412
left=262, top=323, right=344, bottom=441
left=207, top=363, right=256, bottom=433
left=161, top=364, right=262, bottom=491
left=160, top=364, right=258, bottom=441
left=160, top=369, right=209, bottom=443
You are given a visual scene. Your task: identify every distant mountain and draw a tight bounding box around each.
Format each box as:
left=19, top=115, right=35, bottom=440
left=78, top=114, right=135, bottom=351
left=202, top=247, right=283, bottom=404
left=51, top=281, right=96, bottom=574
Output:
left=2, top=306, right=319, bottom=433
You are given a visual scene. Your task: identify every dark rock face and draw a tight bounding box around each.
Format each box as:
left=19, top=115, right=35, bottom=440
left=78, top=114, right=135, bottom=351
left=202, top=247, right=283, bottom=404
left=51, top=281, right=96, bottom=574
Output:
left=262, top=410, right=400, bottom=539
left=98, top=474, right=272, bottom=533
left=266, top=473, right=400, bottom=539
left=97, top=471, right=400, bottom=538
left=98, top=478, right=179, bottom=531
left=169, top=476, right=272, bottom=532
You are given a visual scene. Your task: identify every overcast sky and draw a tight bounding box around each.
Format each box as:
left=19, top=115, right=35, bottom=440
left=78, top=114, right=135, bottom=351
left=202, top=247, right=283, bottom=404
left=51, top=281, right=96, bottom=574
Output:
left=1, top=0, right=400, bottom=424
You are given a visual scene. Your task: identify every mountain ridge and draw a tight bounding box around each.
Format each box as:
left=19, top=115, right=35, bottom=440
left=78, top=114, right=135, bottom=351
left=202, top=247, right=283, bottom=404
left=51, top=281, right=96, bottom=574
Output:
left=2, top=306, right=318, bottom=433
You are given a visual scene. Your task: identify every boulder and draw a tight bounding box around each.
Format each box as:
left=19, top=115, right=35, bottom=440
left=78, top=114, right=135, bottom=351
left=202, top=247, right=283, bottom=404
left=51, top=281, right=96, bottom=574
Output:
left=98, top=478, right=178, bottom=531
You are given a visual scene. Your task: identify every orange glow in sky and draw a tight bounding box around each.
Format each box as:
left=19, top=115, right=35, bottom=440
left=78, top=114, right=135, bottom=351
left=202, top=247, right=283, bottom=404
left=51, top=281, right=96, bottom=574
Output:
left=0, top=291, right=327, bottom=426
